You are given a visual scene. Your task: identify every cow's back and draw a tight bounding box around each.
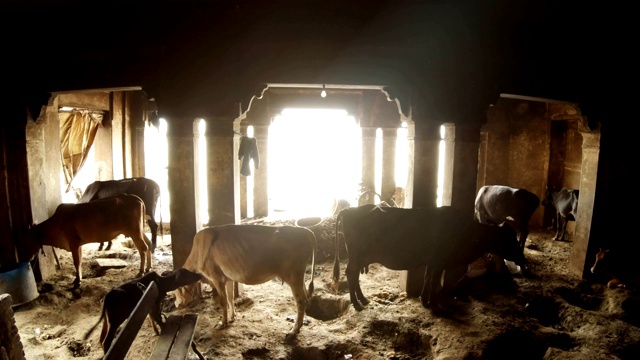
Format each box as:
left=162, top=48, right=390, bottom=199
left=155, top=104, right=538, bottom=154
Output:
left=183, top=225, right=315, bottom=285
left=339, top=205, right=469, bottom=270
left=475, top=185, right=539, bottom=228
left=78, top=177, right=160, bottom=217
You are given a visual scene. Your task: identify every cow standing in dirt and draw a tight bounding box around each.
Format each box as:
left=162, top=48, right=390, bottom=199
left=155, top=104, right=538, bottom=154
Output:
left=78, top=177, right=161, bottom=251
left=175, top=224, right=316, bottom=340
left=25, top=194, right=152, bottom=288
left=474, top=185, right=540, bottom=250
left=542, top=186, right=579, bottom=241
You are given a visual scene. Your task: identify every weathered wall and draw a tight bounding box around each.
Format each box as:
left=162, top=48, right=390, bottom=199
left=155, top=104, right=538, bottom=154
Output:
left=479, top=97, right=553, bottom=228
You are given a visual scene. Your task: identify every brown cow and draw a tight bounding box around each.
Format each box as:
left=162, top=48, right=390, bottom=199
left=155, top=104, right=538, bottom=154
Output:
left=83, top=268, right=202, bottom=353
left=590, top=248, right=640, bottom=290
left=25, top=194, right=152, bottom=288
left=175, top=224, right=316, bottom=340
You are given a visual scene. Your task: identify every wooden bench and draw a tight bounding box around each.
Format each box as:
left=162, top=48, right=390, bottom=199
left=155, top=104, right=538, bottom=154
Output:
left=103, top=281, right=204, bottom=360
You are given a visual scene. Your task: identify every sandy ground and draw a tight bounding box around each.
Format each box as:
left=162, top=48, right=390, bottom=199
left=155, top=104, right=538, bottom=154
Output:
left=9, top=217, right=640, bottom=360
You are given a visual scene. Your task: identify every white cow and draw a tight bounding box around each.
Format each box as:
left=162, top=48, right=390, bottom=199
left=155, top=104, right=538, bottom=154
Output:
left=175, top=224, right=316, bottom=340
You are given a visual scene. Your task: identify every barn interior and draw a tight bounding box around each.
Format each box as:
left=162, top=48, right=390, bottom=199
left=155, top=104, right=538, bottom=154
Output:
left=0, top=1, right=636, bottom=359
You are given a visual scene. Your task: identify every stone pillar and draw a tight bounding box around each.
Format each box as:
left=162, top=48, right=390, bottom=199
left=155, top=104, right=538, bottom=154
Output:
left=441, top=123, right=454, bottom=207
left=111, top=91, right=125, bottom=180
left=381, top=127, right=397, bottom=203
left=251, top=125, right=269, bottom=218
left=360, top=127, right=377, bottom=204
left=126, top=91, right=146, bottom=178
left=450, top=122, right=482, bottom=220
left=206, top=118, right=239, bottom=226
left=0, top=294, right=25, bottom=360
left=569, top=121, right=600, bottom=277
left=25, top=101, right=61, bottom=280
left=166, top=118, right=198, bottom=269
left=400, top=120, right=441, bottom=297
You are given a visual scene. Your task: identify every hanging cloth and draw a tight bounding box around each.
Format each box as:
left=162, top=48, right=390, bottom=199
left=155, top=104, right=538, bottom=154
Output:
left=60, top=110, right=103, bottom=192
left=238, top=135, right=260, bottom=176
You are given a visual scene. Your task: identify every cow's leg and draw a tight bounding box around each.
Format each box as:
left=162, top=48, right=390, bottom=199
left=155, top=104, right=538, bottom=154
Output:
left=143, top=234, right=153, bottom=272
left=285, top=275, right=308, bottom=340
left=556, top=215, right=568, bottom=241
left=553, top=213, right=562, bottom=240
left=147, top=218, right=158, bottom=252
left=209, top=276, right=230, bottom=329
left=132, top=234, right=152, bottom=276
left=71, top=246, right=83, bottom=288
left=420, top=265, right=433, bottom=308
left=345, top=262, right=365, bottom=311
left=98, top=242, right=105, bottom=251
left=103, top=317, right=118, bottom=353
left=99, top=317, right=109, bottom=353
left=225, top=280, right=236, bottom=323
left=104, top=241, right=112, bottom=251
left=519, top=229, right=529, bottom=251
left=424, top=266, right=446, bottom=312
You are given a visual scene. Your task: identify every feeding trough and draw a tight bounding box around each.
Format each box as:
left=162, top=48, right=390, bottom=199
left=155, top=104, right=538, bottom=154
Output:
left=0, top=261, right=39, bottom=307
left=295, top=216, right=323, bottom=228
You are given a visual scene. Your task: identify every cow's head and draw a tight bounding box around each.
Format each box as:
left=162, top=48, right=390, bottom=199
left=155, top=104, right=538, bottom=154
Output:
left=590, top=248, right=609, bottom=275
left=174, top=281, right=203, bottom=308
left=490, top=224, right=528, bottom=269
left=22, top=223, right=44, bottom=261
left=541, top=186, right=555, bottom=207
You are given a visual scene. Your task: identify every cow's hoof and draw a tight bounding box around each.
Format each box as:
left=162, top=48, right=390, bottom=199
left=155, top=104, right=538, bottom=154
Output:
left=215, top=321, right=228, bottom=330
left=421, top=299, right=431, bottom=309
left=284, top=329, right=299, bottom=342
left=352, top=303, right=365, bottom=312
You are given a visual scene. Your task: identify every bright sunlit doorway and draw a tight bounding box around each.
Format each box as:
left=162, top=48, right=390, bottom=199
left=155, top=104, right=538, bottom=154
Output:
left=268, top=108, right=362, bottom=219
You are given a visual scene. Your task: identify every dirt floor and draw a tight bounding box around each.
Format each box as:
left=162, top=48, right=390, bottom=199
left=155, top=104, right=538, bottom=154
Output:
left=10, top=216, right=640, bottom=360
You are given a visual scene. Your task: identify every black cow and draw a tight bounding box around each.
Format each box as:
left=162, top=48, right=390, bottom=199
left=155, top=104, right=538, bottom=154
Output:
left=78, top=177, right=161, bottom=251
left=474, top=185, right=540, bottom=250
left=332, top=205, right=527, bottom=312
left=542, top=187, right=579, bottom=241
left=83, top=268, right=202, bottom=353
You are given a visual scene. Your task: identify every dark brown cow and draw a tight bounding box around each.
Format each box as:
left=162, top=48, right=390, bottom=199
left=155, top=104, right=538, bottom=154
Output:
left=332, top=205, right=527, bottom=312
left=78, top=177, right=161, bottom=251
left=25, top=194, right=152, bottom=288
left=175, top=224, right=316, bottom=340
left=474, top=185, right=540, bottom=250
left=542, top=186, right=579, bottom=241
left=83, top=269, right=202, bottom=353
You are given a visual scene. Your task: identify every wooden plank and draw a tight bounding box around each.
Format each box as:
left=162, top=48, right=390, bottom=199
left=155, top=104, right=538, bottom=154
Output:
left=94, top=258, right=129, bottom=269
left=104, top=281, right=159, bottom=360
left=149, top=316, right=181, bottom=360
left=167, top=314, right=199, bottom=360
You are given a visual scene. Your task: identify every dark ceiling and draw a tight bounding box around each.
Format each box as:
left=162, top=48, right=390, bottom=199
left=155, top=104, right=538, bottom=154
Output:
left=4, top=0, right=628, bottom=127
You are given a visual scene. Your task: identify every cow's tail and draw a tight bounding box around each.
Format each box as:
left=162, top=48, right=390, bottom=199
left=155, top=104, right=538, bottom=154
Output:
left=332, top=213, right=342, bottom=294
left=307, top=229, right=316, bottom=298
left=83, top=296, right=106, bottom=341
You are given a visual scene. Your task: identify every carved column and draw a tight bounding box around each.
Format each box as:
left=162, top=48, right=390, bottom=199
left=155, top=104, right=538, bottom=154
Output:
left=360, top=127, right=377, bottom=204
left=251, top=125, right=269, bottom=218
left=381, top=127, right=397, bottom=203
left=569, top=120, right=600, bottom=278
left=166, top=118, right=197, bottom=269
